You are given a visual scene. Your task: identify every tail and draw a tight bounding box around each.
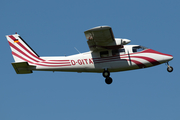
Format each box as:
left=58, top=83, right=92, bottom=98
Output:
left=6, top=34, right=43, bottom=74
left=6, top=34, right=41, bottom=63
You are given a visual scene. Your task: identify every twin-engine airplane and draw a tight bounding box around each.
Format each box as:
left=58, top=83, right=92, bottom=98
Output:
left=6, top=26, right=173, bottom=84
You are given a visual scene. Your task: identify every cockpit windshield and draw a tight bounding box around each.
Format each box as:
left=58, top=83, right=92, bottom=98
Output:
left=132, top=46, right=148, bottom=52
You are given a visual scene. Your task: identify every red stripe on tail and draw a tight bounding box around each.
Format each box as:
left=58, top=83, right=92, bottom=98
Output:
left=9, top=41, right=40, bottom=63
left=8, top=35, right=44, bottom=61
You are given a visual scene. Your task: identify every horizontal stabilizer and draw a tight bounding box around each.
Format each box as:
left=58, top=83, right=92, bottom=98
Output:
left=11, top=62, right=35, bottom=74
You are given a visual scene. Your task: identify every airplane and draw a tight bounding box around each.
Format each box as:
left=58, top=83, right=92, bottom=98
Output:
left=6, top=26, right=173, bottom=84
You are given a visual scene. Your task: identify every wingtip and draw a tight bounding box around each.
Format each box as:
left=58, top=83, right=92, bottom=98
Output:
left=84, top=25, right=111, bottom=32
left=91, top=25, right=111, bottom=30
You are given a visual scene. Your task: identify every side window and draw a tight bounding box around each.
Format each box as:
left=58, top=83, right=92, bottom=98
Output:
left=112, top=49, right=125, bottom=56
left=132, top=46, right=147, bottom=53
left=119, top=49, right=125, bottom=53
left=112, top=49, right=119, bottom=56
left=100, top=51, right=109, bottom=58
left=133, top=48, right=137, bottom=52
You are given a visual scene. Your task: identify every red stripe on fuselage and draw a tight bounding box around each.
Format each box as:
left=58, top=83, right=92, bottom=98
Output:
left=127, top=59, right=146, bottom=68
left=40, top=61, right=71, bottom=64
left=93, top=55, right=146, bottom=68
left=34, top=63, right=71, bottom=67
left=93, top=49, right=166, bottom=65
left=141, top=49, right=173, bottom=57
left=12, top=51, right=71, bottom=67
left=93, top=51, right=162, bottom=68
left=48, top=60, right=70, bottom=62
left=121, top=49, right=173, bottom=58
left=129, top=56, right=160, bottom=65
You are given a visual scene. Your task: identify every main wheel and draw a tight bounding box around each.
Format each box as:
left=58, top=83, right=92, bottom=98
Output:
left=167, top=66, right=173, bottom=72
left=103, top=70, right=110, bottom=78
left=105, top=77, right=113, bottom=84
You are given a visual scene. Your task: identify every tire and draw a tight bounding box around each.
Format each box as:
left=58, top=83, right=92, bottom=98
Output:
left=105, top=77, right=113, bottom=84
left=103, top=70, right=110, bottom=78
left=167, top=66, right=173, bottom=72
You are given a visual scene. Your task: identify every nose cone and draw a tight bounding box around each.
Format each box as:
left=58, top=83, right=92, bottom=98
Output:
left=144, top=49, right=173, bottom=63
left=164, top=54, right=173, bottom=61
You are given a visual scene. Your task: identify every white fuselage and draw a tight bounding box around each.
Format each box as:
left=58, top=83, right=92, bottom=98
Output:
left=32, top=45, right=173, bottom=73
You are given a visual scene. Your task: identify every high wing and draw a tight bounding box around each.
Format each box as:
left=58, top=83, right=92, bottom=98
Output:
left=84, top=26, right=116, bottom=51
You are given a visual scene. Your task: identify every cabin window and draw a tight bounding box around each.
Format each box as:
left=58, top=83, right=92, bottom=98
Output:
left=132, top=46, right=148, bottom=53
left=100, top=51, right=109, bottom=57
left=112, top=49, right=125, bottom=56
left=112, top=50, right=119, bottom=56
left=132, top=48, right=137, bottom=52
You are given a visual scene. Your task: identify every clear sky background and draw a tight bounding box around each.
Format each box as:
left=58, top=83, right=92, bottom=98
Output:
left=0, top=0, right=179, bottom=120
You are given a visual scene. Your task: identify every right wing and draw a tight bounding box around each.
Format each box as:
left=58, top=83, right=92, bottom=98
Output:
left=84, top=26, right=116, bottom=51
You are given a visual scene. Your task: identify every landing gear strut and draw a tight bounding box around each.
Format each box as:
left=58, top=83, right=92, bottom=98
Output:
left=166, top=62, right=173, bottom=72
left=103, top=70, right=110, bottom=78
left=103, top=69, right=113, bottom=84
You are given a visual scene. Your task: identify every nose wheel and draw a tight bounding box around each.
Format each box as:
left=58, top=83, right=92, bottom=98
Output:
left=166, top=62, right=173, bottom=72
left=103, top=70, right=113, bottom=84
left=167, top=66, right=173, bottom=72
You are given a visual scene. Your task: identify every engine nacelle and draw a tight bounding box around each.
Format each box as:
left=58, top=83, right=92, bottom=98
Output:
left=114, top=38, right=131, bottom=45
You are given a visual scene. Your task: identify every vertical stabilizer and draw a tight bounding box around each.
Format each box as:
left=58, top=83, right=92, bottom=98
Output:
left=6, top=34, right=44, bottom=64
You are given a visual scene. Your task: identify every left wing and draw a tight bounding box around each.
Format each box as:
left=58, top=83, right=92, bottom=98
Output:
left=84, top=26, right=115, bottom=51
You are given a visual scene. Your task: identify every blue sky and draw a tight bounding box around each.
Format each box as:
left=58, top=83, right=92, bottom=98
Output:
left=0, top=0, right=180, bottom=120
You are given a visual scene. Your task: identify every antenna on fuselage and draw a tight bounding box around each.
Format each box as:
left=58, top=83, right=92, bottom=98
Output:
left=74, top=47, right=81, bottom=54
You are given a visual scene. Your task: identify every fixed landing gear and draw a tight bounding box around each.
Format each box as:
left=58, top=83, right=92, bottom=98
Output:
left=103, top=70, right=113, bottom=84
left=105, top=77, right=113, bottom=84
left=103, top=70, right=110, bottom=78
left=166, top=62, right=173, bottom=72
left=167, top=66, right=173, bottom=72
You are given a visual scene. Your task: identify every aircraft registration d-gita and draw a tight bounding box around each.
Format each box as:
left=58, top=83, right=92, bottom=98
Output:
left=6, top=26, right=173, bottom=84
